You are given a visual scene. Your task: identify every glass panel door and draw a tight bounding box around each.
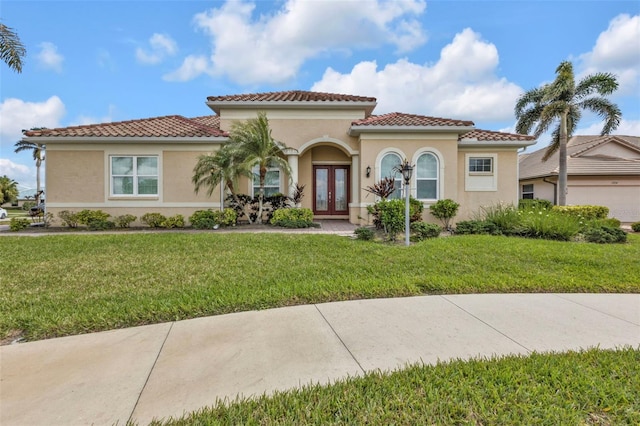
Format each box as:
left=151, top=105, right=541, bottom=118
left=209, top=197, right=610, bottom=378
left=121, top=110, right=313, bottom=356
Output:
left=313, top=166, right=349, bottom=215
left=315, top=168, right=328, bottom=212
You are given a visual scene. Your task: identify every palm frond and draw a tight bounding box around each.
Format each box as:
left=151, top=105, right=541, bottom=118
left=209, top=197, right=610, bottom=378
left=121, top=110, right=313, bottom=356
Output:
left=577, top=97, right=622, bottom=135
left=0, top=23, right=26, bottom=73
left=575, top=72, right=619, bottom=98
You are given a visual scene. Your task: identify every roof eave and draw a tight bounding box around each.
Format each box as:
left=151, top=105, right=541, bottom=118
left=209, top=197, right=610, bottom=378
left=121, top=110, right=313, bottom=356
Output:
left=348, top=125, right=475, bottom=137
left=22, top=136, right=229, bottom=144
left=206, top=100, right=378, bottom=116
left=459, top=139, right=537, bottom=148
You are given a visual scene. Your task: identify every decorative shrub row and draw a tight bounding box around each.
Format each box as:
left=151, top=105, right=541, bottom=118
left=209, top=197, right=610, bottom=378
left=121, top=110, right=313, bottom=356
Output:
left=271, top=208, right=315, bottom=228
left=140, top=213, right=185, bottom=229
left=189, top=208, right=237, bottom=229
left=455, top=203, right=625, bottom=244
left=552, top=205, right=609, bottom=220
left=58, top=210, right=137, bottom=229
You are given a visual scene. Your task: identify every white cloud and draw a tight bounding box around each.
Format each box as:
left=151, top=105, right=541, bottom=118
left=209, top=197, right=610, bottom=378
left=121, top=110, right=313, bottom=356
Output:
left=576, top=118, right=640, bottom=136
left=69, top=104, right=117, bottom=126
left=312, top=28, right=523, bottom=122
left=136, top=33, right=178, bottom=65
left=174, top=0, right=426, bottom=84
left=36, top=42, right=64, bottom=73
left=163, top=55, right=210, bottom=82
left=578, top=14, right=640, bottom=94
left=0, top=96, right=66, bottom=142
left=0, top=159, right=35, bottom=192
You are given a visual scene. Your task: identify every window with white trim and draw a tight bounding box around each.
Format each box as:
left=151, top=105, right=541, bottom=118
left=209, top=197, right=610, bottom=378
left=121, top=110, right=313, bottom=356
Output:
left=380, top=152, right=402, bottom=199
left=522, top=184, right=534, bottom=199
left=111, top=156, right=158, bottom=196
left=416, top=152, right=438, bottom=200
left=468, top=157, right=493, bottom=173
left=252, top=164, right=281, bottom=197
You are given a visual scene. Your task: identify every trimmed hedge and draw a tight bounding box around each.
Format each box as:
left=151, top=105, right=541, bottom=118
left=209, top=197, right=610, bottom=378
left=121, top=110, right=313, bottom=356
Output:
left=271, top=208, right=314, bottom=228
left=552, top=205, right=609, bottom=220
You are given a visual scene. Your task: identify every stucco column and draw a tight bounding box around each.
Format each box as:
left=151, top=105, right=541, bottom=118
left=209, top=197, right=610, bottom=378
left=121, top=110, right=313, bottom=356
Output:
left=286, top=151, right=299, bottom=199
left=351, top=154, right=359, bottom=205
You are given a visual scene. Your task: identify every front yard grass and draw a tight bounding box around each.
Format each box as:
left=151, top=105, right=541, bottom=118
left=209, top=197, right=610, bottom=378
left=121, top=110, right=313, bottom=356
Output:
left=149, top=347, right=640, bottom=425
left=2, top=233, right=639, bottom=342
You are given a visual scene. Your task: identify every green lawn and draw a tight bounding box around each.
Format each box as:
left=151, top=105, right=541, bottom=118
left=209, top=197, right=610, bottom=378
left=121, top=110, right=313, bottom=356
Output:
left=148, top=347, right=640, bottom=425
left=2, top=233, right=639, bottom=342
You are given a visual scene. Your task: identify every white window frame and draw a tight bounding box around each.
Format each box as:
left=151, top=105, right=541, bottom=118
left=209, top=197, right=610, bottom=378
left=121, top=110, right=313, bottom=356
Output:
left=468, top=157, right=494, bottom=174
left=522, top=183, right=534, bottom=199
left=377, top=150, right=404, bottom=200
left=251, top=164, right=282, bottom=198
left=464, top=153, right=498, bottom=192
left=110, top=155, right=158, bottom=197
left=414, top=151, right=440, bottom=201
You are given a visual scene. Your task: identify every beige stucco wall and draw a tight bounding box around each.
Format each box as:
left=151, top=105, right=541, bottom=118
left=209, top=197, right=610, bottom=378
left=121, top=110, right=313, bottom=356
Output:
left=519, top=178, right=556, bottom=202
left=44, top=143, right=221, bottom=226
left=456, top=149, right=520, bottom=221
left=46, top=150, right=105, bottom=203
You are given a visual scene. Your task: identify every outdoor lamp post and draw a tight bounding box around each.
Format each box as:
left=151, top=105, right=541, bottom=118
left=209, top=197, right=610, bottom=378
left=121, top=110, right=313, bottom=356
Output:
left=400, top=160, right=413, bottom=246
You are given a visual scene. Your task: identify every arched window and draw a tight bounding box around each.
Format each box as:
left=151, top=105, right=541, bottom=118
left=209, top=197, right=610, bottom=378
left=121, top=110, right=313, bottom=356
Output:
left=380, top=152, right=402, bottom=199
left=416, top=152, right=438, bottom=200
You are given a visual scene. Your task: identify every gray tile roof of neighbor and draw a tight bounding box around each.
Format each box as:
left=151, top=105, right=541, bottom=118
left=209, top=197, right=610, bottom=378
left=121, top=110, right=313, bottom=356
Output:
left=519, top=135, right=640, bottom=179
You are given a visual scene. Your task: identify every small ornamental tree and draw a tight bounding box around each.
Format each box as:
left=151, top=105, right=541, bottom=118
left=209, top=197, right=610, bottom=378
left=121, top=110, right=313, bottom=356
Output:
left=430, top=199, right=460, bottom=231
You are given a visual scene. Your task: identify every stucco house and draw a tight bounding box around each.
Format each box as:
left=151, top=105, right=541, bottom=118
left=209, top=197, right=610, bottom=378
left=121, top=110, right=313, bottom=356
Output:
left=519, top=135, right=640, bottom=223
left=22, top=90, right=537, bottom=226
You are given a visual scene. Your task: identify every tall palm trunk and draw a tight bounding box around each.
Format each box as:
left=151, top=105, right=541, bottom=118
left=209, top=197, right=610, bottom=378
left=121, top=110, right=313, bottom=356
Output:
left=558, top=111, right=568, bottom=206
left=35, top=156, right=42, bottom=205
left=257, top=165, right=267, bottom=224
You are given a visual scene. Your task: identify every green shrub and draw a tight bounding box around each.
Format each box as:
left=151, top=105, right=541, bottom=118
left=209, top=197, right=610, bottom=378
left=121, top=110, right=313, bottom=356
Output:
left=161, top=214, right=185, bottom=229
left=87, top=218, right=115, bottom=231
left=114, top=214, right=137, bottom=228
left=22, top=201, right=36, bottom=211
left=411, top=222, right=441, bottom=241
left=374, top=199, right=405, bottom=241
left=519, top=208, right=581, bottom=241
left=190, top=209, right=237, bottom=229
left=58, top=210, right=80, bottom=228
left=189, top=210, right=217, bottom=229
left=590, top=217, right=621, bottom=229
left=368, top=197, right=422, bottom=232
left=354, top=227, right=375, bottom=241
left=552, top=205, right=609, bottom=220
left=76, top=209, right=110, bottom=225
left=429, top=199, right=460, bottom=230
left=141, top=212, right=167, bottom=228
left=216, top=208, right=237, bottom=227
left=271, top=208, right=314, bottom=228
left=583, top=226, right=627, bottom=244
left=455, top=220, right=500, bottom=235
left=9, top=217, right=30, bottom=231
left=518, top=198, right=553, bottom=210
left=632, top=222, right=640, bottom=232
left=481, top=203, right=522, bottom=235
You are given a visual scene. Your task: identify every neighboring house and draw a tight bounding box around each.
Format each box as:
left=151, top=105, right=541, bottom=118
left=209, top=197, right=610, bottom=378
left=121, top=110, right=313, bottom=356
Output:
left=22, top=90, right=536, bottom=225
left=519, top=135, right=640, bottom=223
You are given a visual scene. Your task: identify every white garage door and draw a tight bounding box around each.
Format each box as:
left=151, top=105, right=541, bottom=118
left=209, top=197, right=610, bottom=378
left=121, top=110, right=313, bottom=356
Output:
left=569, top=185, right=640, bottom=223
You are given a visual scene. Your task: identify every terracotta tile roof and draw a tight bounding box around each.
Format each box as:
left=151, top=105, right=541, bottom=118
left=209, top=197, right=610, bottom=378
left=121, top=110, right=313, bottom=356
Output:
left=459, top=129, right=536, bottom=142
left=189, top=115, right=221, bottom=129
left=23, top=115, right=227, bottom=138
left=519, top=135, right=640, bottom=179
left=207, top=90, right=376, bottom=103
left=352, top=112, right=474, bottom=128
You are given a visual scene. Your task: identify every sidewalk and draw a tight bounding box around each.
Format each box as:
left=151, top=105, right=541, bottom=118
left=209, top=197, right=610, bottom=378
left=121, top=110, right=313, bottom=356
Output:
left=1, top=293, right=639, bottom=425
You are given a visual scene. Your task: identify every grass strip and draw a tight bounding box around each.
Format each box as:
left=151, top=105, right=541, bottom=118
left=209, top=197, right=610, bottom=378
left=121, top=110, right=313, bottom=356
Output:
left=147, top=347, right=640, bottom=425
left=2, top=233, right=639, bottom=341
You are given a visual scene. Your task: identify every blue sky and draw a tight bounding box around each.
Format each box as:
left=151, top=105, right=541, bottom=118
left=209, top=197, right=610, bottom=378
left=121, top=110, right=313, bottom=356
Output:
left=1, top=0, right=639, bottom=194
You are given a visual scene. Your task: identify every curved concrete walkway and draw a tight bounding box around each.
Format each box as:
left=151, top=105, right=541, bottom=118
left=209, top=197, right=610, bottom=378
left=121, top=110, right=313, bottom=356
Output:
left=1, top=293, right=639, bottom=425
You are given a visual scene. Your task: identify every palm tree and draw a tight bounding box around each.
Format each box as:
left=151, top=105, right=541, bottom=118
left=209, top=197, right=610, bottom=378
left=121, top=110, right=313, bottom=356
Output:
left=0, top=175, right=19, bottom=205
left=515, top=61, right=621, bottom=205
left=192, top=144, right=250, bottom=214
left=231, top=112, right=291, bottom=224
left=0, top=22, right=26, bottom=73
left=14, top=139, right=45, bottom=205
